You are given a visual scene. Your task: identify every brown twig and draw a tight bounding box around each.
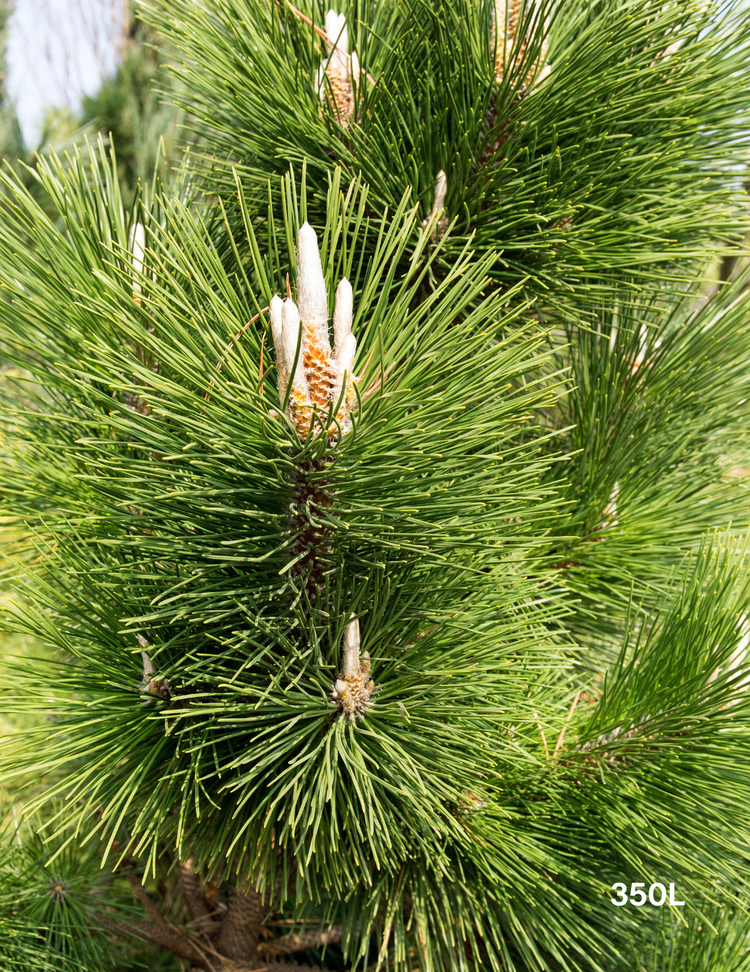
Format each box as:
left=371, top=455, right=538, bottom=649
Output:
left=277, top=0, right=377, bottom=84
left=553, top=691, right=581, bottom=761
left=120, top=853, right=322, bottom=972
left=205, top=309, right=268, bottom=402
left=126, top=873, right=205, bottom=964
left=375, top=863, right=406, bottom=970
left=216, top=888, right=267, bottom=963
left=179, top=859, right=218, bottom=935
left=259, top=924, right=342, bottom=959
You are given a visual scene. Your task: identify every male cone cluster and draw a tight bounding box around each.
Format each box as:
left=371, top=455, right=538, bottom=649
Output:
left=269, top=222, right=359, bottom=439
left=494, top=0, right=550, bottom=87
left=315, top=10, right=360, bottom=123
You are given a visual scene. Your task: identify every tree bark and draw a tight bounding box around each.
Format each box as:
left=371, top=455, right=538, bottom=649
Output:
left=216, top=887, right=266, bottom=962
left=127, top=862, right=331, bottom=971
left=259, top=924, right=342, bottom=959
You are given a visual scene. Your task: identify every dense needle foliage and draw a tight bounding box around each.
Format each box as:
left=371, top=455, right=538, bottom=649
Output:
left=1, top=1, right=750, bottom=971
left=151, top=0, right=750, bottom=311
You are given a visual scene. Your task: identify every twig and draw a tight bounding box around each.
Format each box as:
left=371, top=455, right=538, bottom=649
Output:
left=179, top=858, right=217, bottom=933
left=205, top=309, right=268, bottom=402
left=277, top=0, right=377, bottom=84
left=553, top=691, right=582, bottom=761
left=259, top=924, right=342, bottom=958
left=126, top=874, right=205, bottom=964
left=375, top=863, right=406, bottom=970
left=216, top=888, right=266, bottom=962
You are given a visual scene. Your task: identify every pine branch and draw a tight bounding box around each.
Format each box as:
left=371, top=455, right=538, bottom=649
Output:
left=545, top=268, right=750, bottom=652
left=259, top=924, right=342, bottom=959
left=148, top=0, right=750, bottom=312
left=5, top=36, right=750, bottom=960
left=215, top=887, right=267, bottom=963
left=179, top=859, right=220, bottom=935
left=127, top=873, right=206, bottom=964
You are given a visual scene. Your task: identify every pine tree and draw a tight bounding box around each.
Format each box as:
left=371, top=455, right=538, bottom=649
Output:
left=1, top=2, right=750, bottom=971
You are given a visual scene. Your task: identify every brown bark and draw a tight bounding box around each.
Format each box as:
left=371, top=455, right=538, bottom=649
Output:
left=216, top=887, right=266, bottom=962
left=126, top=875, right=206, bottom=964
left=127, top=862, right=331, bottom=971
left=179, top=858, right=220, bottom=936
left=288, top=454, right=334, bottom=602
left=259, top=924, right=342, bottom=959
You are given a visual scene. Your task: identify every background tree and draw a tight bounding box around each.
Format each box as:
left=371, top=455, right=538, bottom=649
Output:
left=0, top=0, right=179, bottom=211
left=80, top=0, right=184, bottom=204
left=1, top=2, right=750, bottom=971
left=0, top=0, right=24, bottom=165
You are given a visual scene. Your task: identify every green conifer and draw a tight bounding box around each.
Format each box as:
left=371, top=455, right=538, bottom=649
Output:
left=1, top=2, right=750, bottom=971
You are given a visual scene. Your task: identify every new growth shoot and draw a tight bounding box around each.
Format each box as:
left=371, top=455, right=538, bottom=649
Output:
left=331, top=617, right=375, bottom=718
left=269, top=222, right=360, bottom=439
left=315, top=10, right=360, bottom=123
left=269, top=222, right=371, bottom=717
left=494, top=0, right=550, bottom=87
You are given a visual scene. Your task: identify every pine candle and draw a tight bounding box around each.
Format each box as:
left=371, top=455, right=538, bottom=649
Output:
left=269, top=222, right=359, bottom=440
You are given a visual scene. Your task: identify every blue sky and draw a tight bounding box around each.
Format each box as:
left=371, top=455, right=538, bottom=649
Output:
left=7, top=0, right=121, bottom=145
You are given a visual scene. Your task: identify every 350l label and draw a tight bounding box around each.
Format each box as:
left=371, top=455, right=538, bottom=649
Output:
left=610, top=882, right=684, bottom=907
